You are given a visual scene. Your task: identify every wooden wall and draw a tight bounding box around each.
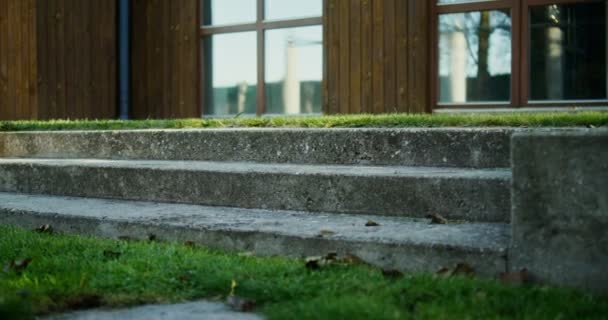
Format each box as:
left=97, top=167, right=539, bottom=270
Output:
left=324, top=0, right=430, bottom=114
left=0, top=0, right=37, bottom=120
left=36, top=0, right=117, bottom=119
left=131, top=0, right=199, bottom=119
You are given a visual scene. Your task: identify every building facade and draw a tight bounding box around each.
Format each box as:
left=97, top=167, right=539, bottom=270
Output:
left=0, top=0, right=606, bottom=120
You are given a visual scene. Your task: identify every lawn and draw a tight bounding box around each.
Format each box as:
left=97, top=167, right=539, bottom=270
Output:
left=0, top=111, right=607, bottom=131
left=1, top=225, right=607, bottom=319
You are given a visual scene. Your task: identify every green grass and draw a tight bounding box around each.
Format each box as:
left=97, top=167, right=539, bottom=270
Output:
left=1, top=226, right=607, bottom=319
left=0, top=112, right=607, bottom=131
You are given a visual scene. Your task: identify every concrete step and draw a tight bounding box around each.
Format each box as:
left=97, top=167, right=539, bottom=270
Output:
left=0, top=192, right=510, bottom=276
left=0, top=128, right=513, bottom=168
left=0, top=158, right=511, bottom=222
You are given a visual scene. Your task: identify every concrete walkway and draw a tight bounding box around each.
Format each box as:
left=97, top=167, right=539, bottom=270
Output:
left=42, top=301, right=262, bottom=320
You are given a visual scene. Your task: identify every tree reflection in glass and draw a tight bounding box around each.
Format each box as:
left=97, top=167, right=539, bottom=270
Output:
left=438, top=10, right=512, bottom=104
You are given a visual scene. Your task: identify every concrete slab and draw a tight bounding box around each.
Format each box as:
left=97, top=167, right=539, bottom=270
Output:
left=0, top=192, right=509, bottom=276
left=510, top=129, right=608, bottom=293
left=0, top=158, right=511, bottom=222
left=42, top=301, right=262, bottom=320
left=0, top=128, right=513, bottom=168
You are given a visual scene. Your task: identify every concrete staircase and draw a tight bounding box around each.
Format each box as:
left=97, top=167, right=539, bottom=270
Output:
left=0, top=128, right=514, bottom=275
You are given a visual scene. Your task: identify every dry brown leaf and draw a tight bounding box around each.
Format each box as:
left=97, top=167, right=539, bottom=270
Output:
left=382, top=269, right=404, bottom=279
left=184, top=241, right=196, bottom=248
left=305, top=256, right=324, bottom=270
left=3, top=258, right=33, bottom=273
left=64, top=294, right=103, bottom=310
left=341, top=253, right=367, bottom=265
left=34, top=224, right=52, bottom=234
left=226, top=295, right=256, bottom=312
left=365, top=220, right=380, bottom=227
left=436, top=263, right=475, bottom=277
left=499, top=268, right=530, bottom=285
left=102, top=250, right=122, bottom=260
left=427, top=213, right=448, bottom=224
left=452, top=263, right=475, bottom=276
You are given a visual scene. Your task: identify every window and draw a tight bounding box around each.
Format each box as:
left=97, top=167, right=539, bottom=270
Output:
left=200, top=0, right=323, bottom=116
left=433, top=0, right=608, bottom=108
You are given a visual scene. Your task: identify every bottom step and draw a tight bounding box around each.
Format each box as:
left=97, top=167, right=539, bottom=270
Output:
left=0, top=192, right=509, bottom=276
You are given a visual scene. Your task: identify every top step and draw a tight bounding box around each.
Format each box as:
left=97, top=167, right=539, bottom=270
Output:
left=0, top=128, right=513, bottom=168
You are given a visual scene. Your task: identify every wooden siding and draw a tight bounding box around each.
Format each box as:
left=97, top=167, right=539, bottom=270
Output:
left=324, top=0, right=430, bottom=114
left=131, top=0, right=198, bottom=119
left=36, top=0, right=117, bottom=119
left=0, top=0, right=37, bottom=120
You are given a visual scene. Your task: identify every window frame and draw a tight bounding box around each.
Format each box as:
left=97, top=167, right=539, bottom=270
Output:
left=431, top=0, right=608, bottom=109
left=199, top=0, right=323, bottom=116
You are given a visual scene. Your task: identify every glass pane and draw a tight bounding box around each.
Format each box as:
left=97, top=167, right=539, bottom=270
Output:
left=265, top=26, right=323, bottom=115
left=438, top=10, right=512, bottom=104
left=265, top=0, right=322, bottom=20
left=201, top=0, right=256, bottom=26
left=202, top=32, right=257, bottom=116
left=529, top=2, right=607, bottom=101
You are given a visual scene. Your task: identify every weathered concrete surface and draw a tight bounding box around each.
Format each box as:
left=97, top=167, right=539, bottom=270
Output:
left=510, top=129, right=608, bottom=293
left=42, top=301, right=263, bottom=320
left=0, top=128, right=513, bottom=168
left=0, top=159, right=511, bottom=222
left=0, top=192, right=509, bottom=275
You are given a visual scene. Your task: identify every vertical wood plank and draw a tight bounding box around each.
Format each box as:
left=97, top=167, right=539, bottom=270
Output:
left=131, top=0, right=147, bottom=119
left=349, top=0, right=362, bottom=113
left=27, top=0, right=38, bottom=119
left=338, top=0, right=350, bottom=114
left=163, top=0, right=172, bottom=118
left=395, top=0, right=408, bottom=113
left=15, top=0, right=23, bottom=118
left=56, top=0, right=66, bottom=119
left=7, top=0, right=16, bottom=119
left=383, top=0, right=396, bottom=112
left=0, top=0, right=7, bottom=119
left=372, top=0, right=384, bottom=113
left=182, top=0, right=197, bottom=117
left=36, top=0, right=48, bottom=119
left=64, top=0, right=77, bottom=118
left=360, top=0, right=372, bottom=113
left=407, top=0, right=429, bottom=113
left=326, top=0, right=340, bottom=114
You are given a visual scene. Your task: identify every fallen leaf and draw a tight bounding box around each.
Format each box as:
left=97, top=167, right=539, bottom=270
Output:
left=427, top=213, right=448, bottom=225
left=184, top=241, right=196, bottom=248
left=317, top=230, right=336, bottom=237
left=226, top=295, right=256, bottom=312
left=64, top=294, right=103, bottom=310
left=436, top=267, right=451, bottom=276
left=365, top=220, right=380, bottom=227
left=340, top=253, right=367, bottom=265
left=324, top=252, right=338, bottom=261
left=147, top=234, right=157, bottom=241
left=499, top=268, right=530, bottom=285
left=34, top=224, right=52, bottom=234
left=3, top=258, right=33, bottom=273
left=102, top=250, right=122, bottom=260
left=382, top=269, right=404, bottom=279
left=452, top=263, right=475, bottom=276
left=305, top=256, right=323, bottom=270
left=436, top=263, right=475, bottom=277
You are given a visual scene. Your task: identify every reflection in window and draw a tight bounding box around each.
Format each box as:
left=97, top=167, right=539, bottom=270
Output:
left=529, top=2, right=607, bottom=101
left=203, top=32, right=257, bottom=116
left=265, top=26, right=323, bottom=114
left=265, top=0, right=322, bottom=21
left=438, top=10, right=512, bottom=104
left=201, top=0, right=256, bottom=26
